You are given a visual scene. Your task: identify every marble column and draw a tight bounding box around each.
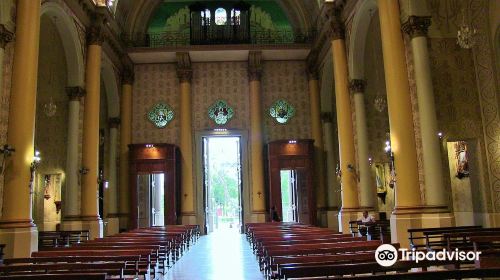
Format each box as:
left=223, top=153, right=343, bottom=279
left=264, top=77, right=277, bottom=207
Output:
left=402, top=16, right=448, bottom=208
left=79, top=21, right=105, bottom=239
left=61, top=87, right=85, bottom=230
left=322, top=113, right=340, bottom=229
left=248, top=51, right=266, bottom=222
left=0, top=0, right=41, bottom=258
left=306, top=58, right=327, bottom=226
left=350, top=79, right=376, bottom=210
left=106, top=117, right=120, bottom=236
left=329, top=9, right=360, bottom=233
left=378, top=0, right=423, bottom=247
left=119, top=67, right=133, bottom=230
left=176, top=52, right=196, bottom=225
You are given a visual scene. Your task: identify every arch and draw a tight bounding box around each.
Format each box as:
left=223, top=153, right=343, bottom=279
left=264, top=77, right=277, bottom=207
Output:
left=348, top=0, right=377, bottom=80
left=41, top=2, right=85, bottom=87
left=101, top=54, right=120, bottom=118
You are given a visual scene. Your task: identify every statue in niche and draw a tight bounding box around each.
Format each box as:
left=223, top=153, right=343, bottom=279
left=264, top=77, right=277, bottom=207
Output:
left=455, top=141, right=469, bottom=179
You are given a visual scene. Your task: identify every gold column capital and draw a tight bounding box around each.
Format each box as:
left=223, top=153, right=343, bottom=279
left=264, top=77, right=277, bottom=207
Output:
left=248, top=51, right=262, bottom=82
left=66, top=86, right=86, bottom=101
left=0, top=24, right=14, bottom=49
left=108, top=117, right=121, bottom=128
left=326, top=7, right=345, bottom=40
left=121, top=66, right=135, bottom=85
left=86, top=11, right=106, bottom=46
left=349, top=79, right=366, bottom=93
left=402, top=16, right=432, bottom=39
left=176, top=52, right=192, bottom=83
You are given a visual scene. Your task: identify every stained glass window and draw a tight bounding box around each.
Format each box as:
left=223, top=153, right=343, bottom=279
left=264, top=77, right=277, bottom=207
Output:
left=148, top=103, right=174, bottom=128
left=270, top=100, right=295, bottom=124
left=208, top=100, right=234, bottom=125
left=215, top=8, right=227, bottom=25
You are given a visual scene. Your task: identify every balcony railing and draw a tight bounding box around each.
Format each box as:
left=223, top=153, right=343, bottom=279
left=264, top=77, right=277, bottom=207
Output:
left=123, top=28, right=316, bottom=48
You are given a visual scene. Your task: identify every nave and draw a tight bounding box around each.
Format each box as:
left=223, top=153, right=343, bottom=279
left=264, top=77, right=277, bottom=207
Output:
left=164, top=229, right=264, bottom=280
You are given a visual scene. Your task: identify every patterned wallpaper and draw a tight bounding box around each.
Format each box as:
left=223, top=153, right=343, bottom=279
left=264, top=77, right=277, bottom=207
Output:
left=132, top=63, right=180, bottom=144
left=429, top=37, right=490, bottom=212
left=0, top=41, right=14, bottom=217
left=33, top=17, right=69, bottom=227
left=262, top=61, right=311, bottom=142
left=132, top=61, right=311, bottom=144
left=192, top=62, right=249, bottom=131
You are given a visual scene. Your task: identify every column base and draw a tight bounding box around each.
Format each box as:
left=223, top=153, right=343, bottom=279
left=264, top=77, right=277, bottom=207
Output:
left=316, top=207, right=328, bottom=227
left=249, top=211, right=267, bottom=223
left=66, top=217, right=103, bottom=240
left=105, top=217, right=120, bottom=236
left=325, top=208, right=339, bottom=230
left=338, top=207, right=362, bottom=234
left=180, top=212, right=197, bottom=225
left=117, top=213, right=129, bottom=232
left=0, top=225, right=38, bottom=258
left=59, top=220, right=83, bottom=231
left=390, top=206, right=455, bottom=249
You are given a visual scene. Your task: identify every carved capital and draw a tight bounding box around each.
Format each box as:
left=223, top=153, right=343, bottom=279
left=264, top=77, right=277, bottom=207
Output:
left=108, top=117, right=121, bottom=128
left=176, top=52, right=192, bottom=83
left=402, top=16, right=432, bottom=39
left=248, top=51, right=262, bottom=82
left=321, top=112, right=333, bottom=123
left=349, top=79, right=367, bottom=93
left=86, top=25, right=104, bottom=46
left=65, top=86, right=86, bottom=101
left=326, top=7, right=345, bottom=40
left=0, top=24, right=13, bottom=49
left=121, top=67, right=135, bottom=84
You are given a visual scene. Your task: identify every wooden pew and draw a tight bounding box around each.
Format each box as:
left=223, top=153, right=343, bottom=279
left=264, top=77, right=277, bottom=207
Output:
left=0, top=263, right=125, bottom=279
left=407, top=225, right=482, bottom=250
left=472, top=235, right=500, bottom=268
left=0, top=273, right=107, bottom=280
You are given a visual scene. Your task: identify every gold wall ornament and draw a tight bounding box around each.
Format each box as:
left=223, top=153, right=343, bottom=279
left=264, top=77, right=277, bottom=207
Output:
left=457, top=3, right=477, bottom=49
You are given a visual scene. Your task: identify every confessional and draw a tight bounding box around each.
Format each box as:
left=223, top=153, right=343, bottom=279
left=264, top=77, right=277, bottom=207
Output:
left=267, top=139, right=316, bottom=225
left=129, top=144, right=180, bottom=229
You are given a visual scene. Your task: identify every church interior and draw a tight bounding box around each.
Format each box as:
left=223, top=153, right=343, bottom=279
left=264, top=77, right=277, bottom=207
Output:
left=0, top=0, right=499, bottom=279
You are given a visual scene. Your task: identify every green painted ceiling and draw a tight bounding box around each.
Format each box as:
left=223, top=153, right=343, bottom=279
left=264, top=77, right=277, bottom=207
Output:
left=148, top=0, right=292, bottom=33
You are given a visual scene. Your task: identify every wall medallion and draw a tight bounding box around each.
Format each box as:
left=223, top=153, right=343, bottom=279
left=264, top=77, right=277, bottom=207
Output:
left=148, top=103, right=174, bottom=128
left=208, top=100, right=234, bottom=125
left=270, top=99, right=295, bottom=124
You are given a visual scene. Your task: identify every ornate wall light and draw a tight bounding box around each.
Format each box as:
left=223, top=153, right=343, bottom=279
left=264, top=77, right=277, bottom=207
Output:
left=0, top=144, right=15, bottom=175
left=29, top=150, right=41, bottom=190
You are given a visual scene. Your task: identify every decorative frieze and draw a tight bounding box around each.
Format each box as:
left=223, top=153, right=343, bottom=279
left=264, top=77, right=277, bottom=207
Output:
left=176, top=52, right=192, bottom=83
left=0, top=24, right=14, bottom=49
left=402, top=16, right=432, bottom=39
left=65, top=86, right=86, bottom=101
left=349, top=79, right=367, bottom=93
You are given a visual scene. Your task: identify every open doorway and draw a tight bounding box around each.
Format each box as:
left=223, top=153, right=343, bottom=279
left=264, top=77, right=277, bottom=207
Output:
left=280, top=170, right=298, bottom=222
left=203, top=136, right=243, bottom=234
left=137, top=173, right=165, bottom=227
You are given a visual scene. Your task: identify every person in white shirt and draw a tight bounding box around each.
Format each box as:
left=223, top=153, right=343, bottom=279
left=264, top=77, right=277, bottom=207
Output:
left=357, top=211, right=375, bottom=236
left=359, top=211, right=375, bottom=224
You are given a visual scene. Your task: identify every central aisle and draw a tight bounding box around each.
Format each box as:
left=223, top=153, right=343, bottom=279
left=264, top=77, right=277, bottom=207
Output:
left=164, top=229, right=265, bottom=280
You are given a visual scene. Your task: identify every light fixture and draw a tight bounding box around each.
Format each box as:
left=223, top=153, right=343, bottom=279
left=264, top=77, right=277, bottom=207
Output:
left=213, top=128, right=227, bottom=132
left=29, top=150, right=41, bottom=188
left=43, top=17, right=58, bottom=117
left=384, top=141, right=391, bottom=153
left=288, top=140, right=297, bottom=144
left=457, top=3, right=477, bottom=49
left=437, top=132, right=443, bottom=139
left=0, top=144, right=15, bottom=175
left=79, top=167, right=89, bottom=175
left=368, top=157, right=373, bottom=166
left=369, top=8, right=387, bottom=113
left=145, top=144, right=154, bottom=148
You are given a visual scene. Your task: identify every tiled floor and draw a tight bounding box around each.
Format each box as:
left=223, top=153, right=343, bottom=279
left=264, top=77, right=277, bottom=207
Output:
left=164, top=229, right=265, bottom=280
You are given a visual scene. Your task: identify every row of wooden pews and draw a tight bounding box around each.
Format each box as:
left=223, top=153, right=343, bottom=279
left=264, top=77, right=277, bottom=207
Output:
left=0, top=225, right=200, bottom=280
left=247, top=222, right=500, bottom=280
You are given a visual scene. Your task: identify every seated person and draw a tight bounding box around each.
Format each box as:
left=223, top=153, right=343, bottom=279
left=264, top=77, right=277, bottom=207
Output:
left=357, top=211, right=376, bottom=236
